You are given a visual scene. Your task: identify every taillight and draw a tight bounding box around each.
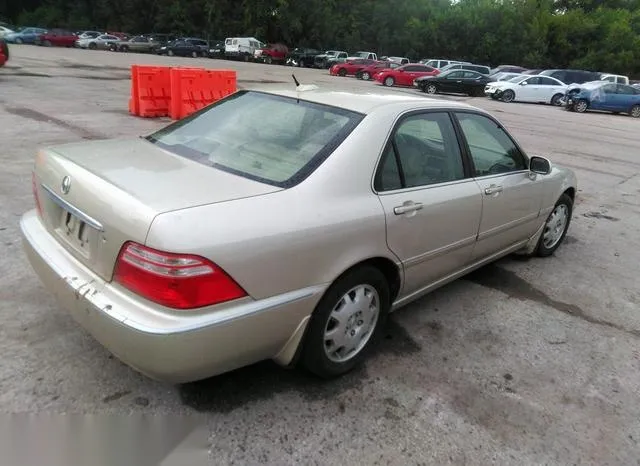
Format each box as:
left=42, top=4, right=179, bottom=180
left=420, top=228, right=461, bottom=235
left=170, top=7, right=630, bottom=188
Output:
left=113, top=242, right=247, bottom=310
left=32, top=171, right=42, bottom=217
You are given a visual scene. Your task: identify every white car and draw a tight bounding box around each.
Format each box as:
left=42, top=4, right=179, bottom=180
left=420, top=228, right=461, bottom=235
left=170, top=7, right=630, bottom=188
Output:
left=0, top=26, right=14, bottom=38
left=485, top=75, right=567, bottom=106
left=75, top=34, right=120, bottom=50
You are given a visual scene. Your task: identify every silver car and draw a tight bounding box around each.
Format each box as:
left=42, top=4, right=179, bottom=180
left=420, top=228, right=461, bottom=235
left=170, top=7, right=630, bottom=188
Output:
left=21, top=89, right=577, bottom=383
left=75, top=34, right=120, bottom=50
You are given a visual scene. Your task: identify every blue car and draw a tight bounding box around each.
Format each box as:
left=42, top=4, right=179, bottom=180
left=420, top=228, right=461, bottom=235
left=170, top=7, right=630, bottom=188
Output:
left=565, top=81, right=640, bottom=118
left=4, top=27, right=47, bottom=44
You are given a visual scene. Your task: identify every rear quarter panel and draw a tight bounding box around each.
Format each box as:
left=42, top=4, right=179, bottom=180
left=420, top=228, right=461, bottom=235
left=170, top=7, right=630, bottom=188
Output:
left=145, top=108, right=411, bottom=300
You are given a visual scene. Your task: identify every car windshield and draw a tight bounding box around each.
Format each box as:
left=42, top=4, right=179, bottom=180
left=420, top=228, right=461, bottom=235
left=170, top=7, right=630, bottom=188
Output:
left=146, top=91, right=364, bottom=187
left=507, top=75, right=528, bottom=83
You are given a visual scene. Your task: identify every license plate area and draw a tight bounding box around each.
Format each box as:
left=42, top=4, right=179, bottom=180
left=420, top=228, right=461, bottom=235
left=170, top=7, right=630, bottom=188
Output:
left=55, top=208, right=96, bottom=258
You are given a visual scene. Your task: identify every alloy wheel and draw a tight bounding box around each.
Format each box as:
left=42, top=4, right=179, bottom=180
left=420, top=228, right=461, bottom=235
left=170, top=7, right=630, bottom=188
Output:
left=542, top=204, right=569, bottom=249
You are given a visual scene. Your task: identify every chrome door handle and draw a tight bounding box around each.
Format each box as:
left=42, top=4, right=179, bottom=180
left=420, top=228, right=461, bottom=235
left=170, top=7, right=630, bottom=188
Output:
left=484, top=185, right=503, bottom=195
left=394, top=202, right=423, bottom=215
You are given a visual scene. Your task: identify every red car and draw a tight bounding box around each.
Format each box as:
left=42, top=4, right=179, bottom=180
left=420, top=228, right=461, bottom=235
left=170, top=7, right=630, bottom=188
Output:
left=355, top=61, right=400, bottom=80
left=330, top=58, right=377, bottom=77
left=0, top=39, right=8, bottom=67
left=36, top=29, right=78, bottom=47
left=374, top=64, right=439, bottom=87
left=255, top=43, right=289, bottom=64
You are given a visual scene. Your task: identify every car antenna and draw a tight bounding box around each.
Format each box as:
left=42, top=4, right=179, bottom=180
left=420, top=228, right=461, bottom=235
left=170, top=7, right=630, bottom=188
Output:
left=292, top=74, right=300, bottom=87
left=292, top=74, right=319, bottom=98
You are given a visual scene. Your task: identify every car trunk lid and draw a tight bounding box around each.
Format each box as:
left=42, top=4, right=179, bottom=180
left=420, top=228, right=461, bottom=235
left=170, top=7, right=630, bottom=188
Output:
left=33, top=138, right=281, bottom=281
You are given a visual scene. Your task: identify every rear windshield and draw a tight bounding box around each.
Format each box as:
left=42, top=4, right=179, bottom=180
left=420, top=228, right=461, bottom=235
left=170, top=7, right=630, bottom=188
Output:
left=146, top=91, right=364, bottom=187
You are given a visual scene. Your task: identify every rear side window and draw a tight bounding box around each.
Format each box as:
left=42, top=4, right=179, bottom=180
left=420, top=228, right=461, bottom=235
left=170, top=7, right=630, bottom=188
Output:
left=147, top=91, right=364, bottom=187
left=375, top=112, right=465, bottom=191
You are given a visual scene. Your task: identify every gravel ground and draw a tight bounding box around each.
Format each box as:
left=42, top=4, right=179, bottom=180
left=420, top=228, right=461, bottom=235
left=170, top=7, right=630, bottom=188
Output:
left=1, top=45, right=639, bottom=465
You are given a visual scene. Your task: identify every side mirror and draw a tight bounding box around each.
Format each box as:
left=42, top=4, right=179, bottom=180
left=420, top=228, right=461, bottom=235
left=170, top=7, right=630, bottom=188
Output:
left=520, top=81, right=528, bottom=86
left=530, top=156, right=551, bottom=175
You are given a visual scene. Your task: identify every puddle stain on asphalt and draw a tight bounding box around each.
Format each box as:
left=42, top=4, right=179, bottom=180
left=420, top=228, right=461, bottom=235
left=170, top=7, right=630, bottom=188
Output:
left=178, top=318, right=421, bottom=413
left=466, top=264, right=640, bottom=338
left=582, top=211, right=620, bottom=221
left=102, top=390, right=131, bottom=403
left=3, top=106, right=106, bottom=140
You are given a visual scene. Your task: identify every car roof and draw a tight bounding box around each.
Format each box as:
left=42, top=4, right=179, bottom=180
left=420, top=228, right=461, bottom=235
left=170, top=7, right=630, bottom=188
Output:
left=256, top=88, right=477, bottom=114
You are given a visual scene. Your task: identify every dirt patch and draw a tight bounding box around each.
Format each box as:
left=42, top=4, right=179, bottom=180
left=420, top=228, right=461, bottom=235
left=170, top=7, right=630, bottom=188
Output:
left=3, top=106, right=106, bottom=140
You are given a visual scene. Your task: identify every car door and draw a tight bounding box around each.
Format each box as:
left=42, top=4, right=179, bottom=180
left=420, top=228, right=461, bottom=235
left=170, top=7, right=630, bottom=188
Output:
left=454, top=111, right=545, bottom=259
left=610, top=84, right=637, bottom=112
left=537, top=76, right=564, bottom=102
left=397, top=65, right=419, bottom=85
left=460, top=71, right=482, bottom=93
left=374, top=111, right=483, bottom=296
left=517, top=76, right=542, bottom=101
left=439, top=71, right=464, bottom=92
left=595, top=84, right=618, bottom=110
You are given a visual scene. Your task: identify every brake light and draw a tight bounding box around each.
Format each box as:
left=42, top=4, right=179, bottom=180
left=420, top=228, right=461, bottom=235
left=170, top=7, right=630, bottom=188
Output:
left=114, top=242, right=247, bottom=309
left=32, top=171, right=42, bottom=216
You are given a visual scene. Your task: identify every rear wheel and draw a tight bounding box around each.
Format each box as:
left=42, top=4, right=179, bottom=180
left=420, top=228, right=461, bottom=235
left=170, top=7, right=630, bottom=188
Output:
left=88, top=42, right=97, bottom=50
left=121, top=45, right=129, bottom=53
left=362, top=71, right=371, bottom=81
left=550, top=93, right=564, bottom=106
left=501, top=89, right=515, bottom=103
left=384, top=76, right=395, bottom=87
left=630, top=104, right=640, bottom=118
left=574, top=99, right=588, bottom=113
left=265, top=55, right=272, bottom=64
left=338, top=68, right=347, bottom=77
left=168, top=49, right=174, bottom=56
left=536, top=194, right=573, bottom=257
left=425, top=83, right=437, bottom=94
left=301, top=266, right=390, bottom=378
left=191, top=51, right=198, bottom=58
left=15, top=38, right=23, bottom=44
left=43, top=40, right=52, bottom=47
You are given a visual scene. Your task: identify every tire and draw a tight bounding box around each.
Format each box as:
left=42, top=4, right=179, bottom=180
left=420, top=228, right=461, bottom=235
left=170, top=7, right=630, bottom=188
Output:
left=362, top=71, right=371, bottom=81
left=167, top=49, right=174, bottom=56
left=425, top=83, right=437, bottom=94
left=550, top=93, right=564, bottom=106
left=384, top=76, right=395, bottom=87
left=630, top=105, right=640, bottom=118
left=88, top=42, right=97, bottom=50
left=265, top=56, right=272, bottom=64
left=574, top=99, right=588, bottom=113
left=535, top=193, right=573, bottom=257
left=501, top=89, right=515, bottom=103
left=43, top=40, right=52, bottom=47
left=121, top=45, right=129, bottom=53
left=191, top=51, right=198, bottom=58
left=15, top=38, right=23, bottom=44
left=301, top=266, right=390, bottom=378
left=338, top=68, right=347, bottom=77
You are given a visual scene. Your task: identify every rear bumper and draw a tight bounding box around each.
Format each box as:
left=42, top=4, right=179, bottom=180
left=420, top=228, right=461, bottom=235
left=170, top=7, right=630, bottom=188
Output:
left=20, top=210, right=324, bottom=383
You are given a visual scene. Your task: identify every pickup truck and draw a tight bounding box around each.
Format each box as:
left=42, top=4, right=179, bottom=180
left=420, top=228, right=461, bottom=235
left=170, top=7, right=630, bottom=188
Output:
left=314, top=50, right=348, bottom=69
left=0, top=39, right=8, bottom=67
left=286, top=47, right=321, bottom=67
left=349, top=51, right=378, bottom=61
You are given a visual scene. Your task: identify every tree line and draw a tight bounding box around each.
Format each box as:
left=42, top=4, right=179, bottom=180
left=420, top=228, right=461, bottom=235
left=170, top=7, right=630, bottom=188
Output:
left=2, top=0, right=640, bottom=76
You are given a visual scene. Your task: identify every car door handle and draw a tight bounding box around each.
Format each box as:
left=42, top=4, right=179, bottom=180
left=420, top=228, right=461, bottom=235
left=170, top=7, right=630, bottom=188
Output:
left=484, top=185, right=503, bottom=195
left=394, top=202, right=423, bottom=215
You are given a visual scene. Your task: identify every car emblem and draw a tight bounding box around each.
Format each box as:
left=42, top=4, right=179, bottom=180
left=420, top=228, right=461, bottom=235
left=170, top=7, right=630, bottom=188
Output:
left=61, top=176, right=71, bottom=195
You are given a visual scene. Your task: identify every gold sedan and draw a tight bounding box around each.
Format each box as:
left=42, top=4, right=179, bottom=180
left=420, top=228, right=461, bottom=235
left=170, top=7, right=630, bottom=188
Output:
left=21, top=89, right=577, bottom=383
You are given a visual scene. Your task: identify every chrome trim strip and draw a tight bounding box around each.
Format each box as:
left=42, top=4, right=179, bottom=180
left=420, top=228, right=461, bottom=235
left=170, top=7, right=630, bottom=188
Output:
left=41, top=184, right=104, bottom=232
left=404, top=235, right=476, bottom=268
left=392, top=239, right=528, bottom=310
left=477, top=213, right=538, bottom=241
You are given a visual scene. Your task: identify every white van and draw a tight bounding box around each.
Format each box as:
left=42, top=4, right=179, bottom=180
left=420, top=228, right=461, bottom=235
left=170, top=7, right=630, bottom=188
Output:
left=224, top=37, right=264, bottom=60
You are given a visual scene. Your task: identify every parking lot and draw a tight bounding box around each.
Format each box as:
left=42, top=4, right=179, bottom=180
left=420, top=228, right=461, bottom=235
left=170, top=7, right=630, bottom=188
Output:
left=1, top=45, right=640, bottom=464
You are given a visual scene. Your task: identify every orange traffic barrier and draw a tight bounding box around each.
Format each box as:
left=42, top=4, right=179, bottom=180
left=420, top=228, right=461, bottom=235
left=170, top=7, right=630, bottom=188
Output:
left=132, top=65, right=172, bottom=118
left=129, top=65, right=237, bottom=120
left=169, top=68, right=237, bottom=120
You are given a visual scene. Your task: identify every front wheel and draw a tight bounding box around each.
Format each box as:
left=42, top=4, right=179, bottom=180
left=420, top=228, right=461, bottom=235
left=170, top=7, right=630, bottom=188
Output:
left=191, top=51, right=198, bottom=58
left=43, top=40, right=52, bottom=47
left=630, top=104, right=640, bottom=118
left=574, top=99, right=588, bottom=113
left=362, top=71, right=371, bottom=81
left=536, top=193, right=573, bottom=257
left=501, top=89, right=515, bottom=103
left=425, top=83, right=437, bottom=94
left=301, top=266, right=390, bottom=378
left=384, top=76, right=395, bottom=87
left=167, top=49, right=174, bottom=56
left=265, top=56, right=272, bottom=64
left=338, top=68, right=347, bottom=77
left=15, top=38, right=23, bottom=44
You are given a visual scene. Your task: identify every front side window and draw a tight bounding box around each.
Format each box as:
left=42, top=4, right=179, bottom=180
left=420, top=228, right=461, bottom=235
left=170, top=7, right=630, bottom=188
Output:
left=147, top=91, right=364, bottom=187
left=375, top=112, right=465, bottom=191
left=456, top=112, right=526, bottom=177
